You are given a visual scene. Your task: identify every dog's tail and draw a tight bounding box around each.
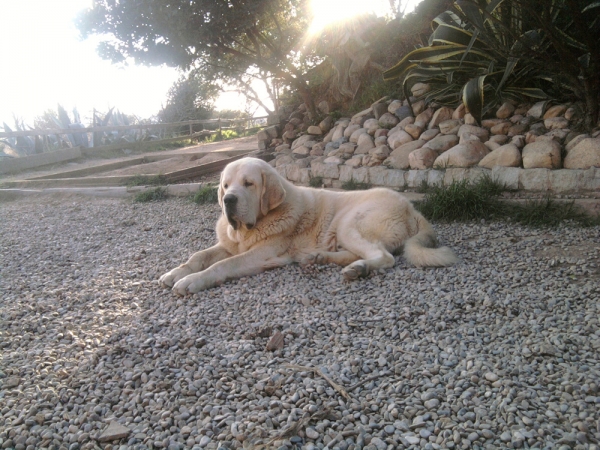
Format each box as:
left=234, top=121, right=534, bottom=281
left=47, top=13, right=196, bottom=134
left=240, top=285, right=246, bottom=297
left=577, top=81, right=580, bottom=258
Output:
left=403, top=212, right=458, bottom=267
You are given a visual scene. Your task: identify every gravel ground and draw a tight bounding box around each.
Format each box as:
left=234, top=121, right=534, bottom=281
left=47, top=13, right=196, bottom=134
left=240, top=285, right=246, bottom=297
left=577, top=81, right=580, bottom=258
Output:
left=1, top=194, right=599, bottom=450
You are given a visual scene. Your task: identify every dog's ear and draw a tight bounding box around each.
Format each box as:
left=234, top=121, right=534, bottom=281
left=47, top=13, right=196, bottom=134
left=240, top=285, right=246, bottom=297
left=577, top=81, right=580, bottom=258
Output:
left=218, top=171, right=225, bottom=207
left=260, top=169, right=286, bottom=216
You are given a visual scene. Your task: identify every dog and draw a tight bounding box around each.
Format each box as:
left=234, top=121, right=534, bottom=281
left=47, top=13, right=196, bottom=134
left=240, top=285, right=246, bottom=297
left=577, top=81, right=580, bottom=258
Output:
left=160, top=157, right=457, bottom=294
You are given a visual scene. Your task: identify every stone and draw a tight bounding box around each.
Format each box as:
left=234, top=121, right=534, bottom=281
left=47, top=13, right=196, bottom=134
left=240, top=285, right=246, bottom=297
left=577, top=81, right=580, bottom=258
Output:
left=412, top=100, right=426, bottom=115
left=550, top=169, right=585, bottom=193
left=566, top=134, right=591, bottom=152
left=310, top=142, right=325, bottom=156
left=544, top=117, right=569, bottom=130
left=511, top=135, right=526, bottom=148
left=293, top=145, right=311, bottom=157
left=543, top=104, right=568, bottom=119
left=98, top=422, right=131, bottom=442
left=421, top=128, right=440, bottom=141
left=484, top=141, right=501, bottom=151
left=411, top=82, right=430, bottom=97
left=374, top=128, right=388, bottom=138
left=275, top=144, right=291, bottom=153
left=322, top=128, right=335, bottom=144
left=404, top=124, right=423, bottom=140
left=522, top=140, right=562, bottom=169
left=433, top=140, right=489, bottom=168
left=357, top=132, right=375, bottom=147
left=388, top=130, right=414, bottom=149
left=458, top=124, right=489, bottom=142
left=371, top=145, right=391, bottom=158
left=344, top=124, right=361, bottom=138
left=351, top=107, right=373, bottom=123
left=490, top=121, right=512, bottom=135
left=286, top=166, right=311, bottom=184
left=275, top=155, right=294, bottom=167
left=368, top=167, right=406, bottom=187
left=345, top=156, right=363, bottom=168
left=496, top=102, right=515, bottom=119
left=307, top=126, right=322, bottom=135
left=398, top=116, right=415, bottom=129
left=317, top=100, right=330, bottom=114
left=484, top=372, right=499, bottom=382
left=464, top=113, right=477, bottom=125
left=520, top=168, right=550, bottom=190
left=282, top=130, right=297, bottom=141
left=363, top=118, right=380, bottom=135
left=311, top=160, right=340, bottom=179
left=489, top=134, right=509, bottom=144
left=564, top=138, right=600, bottom=169
left=479, top=144, right=522, bottom=169
left=331, top=124, right=346, bottom=141
left=319, top=116, right=334, bottom=133
left=414, top=107, right=434, bottom=128
left=291, top=134, right=315, bottom=150
left=527, top=101, right=548, bottom=118
left=372, top=102, right=388, bottom=119
left=306, top=427, right=319, bottom=440
left=452, top=103, right=466, bottom=119
left=394, top=105, right=414, bottom=122
left=406, top=169, right=429, bottom=188
left=424, top=134, right=459, bottom=154
left=388, top=99, right=403, bottom=114
left=338, top=142, right=357, bottom=156
left=564, top=106, right=577, bottom=120
left=482, top=118, right=505, bottom=128
left=491, top=166, right=521, bottom=190
left=439, top=119, right=461, bottom=135
left=349, top=128, right=368, bottom=143
left=508, top=123, right=528, bottom=136
left=378, top=112, right=399, bottom=128
left=428, top=107, right=454, bottom=129
left=409, top=147, right=437, bottom=169
left=374, top=136, right=388, bottom=146
left=384, top=140, right=426, bottom=170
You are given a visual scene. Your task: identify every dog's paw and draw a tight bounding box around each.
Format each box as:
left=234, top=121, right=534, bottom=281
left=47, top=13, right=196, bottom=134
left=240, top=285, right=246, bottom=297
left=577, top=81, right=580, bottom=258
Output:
left=300, top=253, right=326, bottom=266
left=342, top=261, right=368, bottom=281
left=172, top=273, right=214, bottom=295
left=159, top=265, right=193, bottom=288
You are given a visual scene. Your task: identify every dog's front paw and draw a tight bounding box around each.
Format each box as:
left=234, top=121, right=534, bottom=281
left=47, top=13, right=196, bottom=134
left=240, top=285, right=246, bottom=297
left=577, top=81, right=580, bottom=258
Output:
left=159, top=265, right=193, bottom=288
left=172, top=273, right=215, bottom=295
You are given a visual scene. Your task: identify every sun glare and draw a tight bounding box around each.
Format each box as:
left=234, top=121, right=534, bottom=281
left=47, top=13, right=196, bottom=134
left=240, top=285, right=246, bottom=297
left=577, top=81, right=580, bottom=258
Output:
left=308, top=0, right=422, bottom=34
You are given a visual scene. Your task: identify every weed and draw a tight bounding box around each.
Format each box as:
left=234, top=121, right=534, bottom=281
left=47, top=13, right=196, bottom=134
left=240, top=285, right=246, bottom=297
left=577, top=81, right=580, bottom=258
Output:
left=416, top=174, right=600, bottom=227
left=193, top=184, right=219, bottom=204
left=134, top=187, right=168, bottom=202
left=341, top=180, right=371, bottom=190
left=127, top=175, right=167, bottom=187
left=309, top=177, right=324, bottom=188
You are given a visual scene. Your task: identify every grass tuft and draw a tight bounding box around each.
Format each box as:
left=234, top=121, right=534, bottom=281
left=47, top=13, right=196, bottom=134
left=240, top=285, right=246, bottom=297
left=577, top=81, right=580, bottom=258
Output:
left=309, top=177, right=324, bottom=188
left=416, top=174, right=600, bottom=227
left=193, top=184, right=219, bottom=204
left=341, top=180, right=371, bottom=190
left=134, top=187, right=168, bottom=202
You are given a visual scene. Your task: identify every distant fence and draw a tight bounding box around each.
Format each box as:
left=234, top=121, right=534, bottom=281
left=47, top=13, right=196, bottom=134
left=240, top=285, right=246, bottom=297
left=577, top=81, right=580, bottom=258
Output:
left=0, top=116, right=269, bottom=156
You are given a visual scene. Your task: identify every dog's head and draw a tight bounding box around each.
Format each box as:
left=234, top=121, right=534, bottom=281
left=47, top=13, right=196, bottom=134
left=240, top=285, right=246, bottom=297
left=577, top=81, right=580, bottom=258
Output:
left=218, top=158, right=286, bottom=230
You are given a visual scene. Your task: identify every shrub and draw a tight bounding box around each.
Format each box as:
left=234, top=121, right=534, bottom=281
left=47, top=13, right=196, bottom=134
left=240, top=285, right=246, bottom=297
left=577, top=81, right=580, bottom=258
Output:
left=309, top=177, right=324, bottom=188
left=341, top=180, right=371, bottom=190
left=193, top=184, right=219, bottom=204
left=134, top=187, right=168, bottom=202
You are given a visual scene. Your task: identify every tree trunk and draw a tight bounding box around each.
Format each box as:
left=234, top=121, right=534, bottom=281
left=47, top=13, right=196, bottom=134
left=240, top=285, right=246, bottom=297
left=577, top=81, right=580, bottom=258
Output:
left=295, top=79, right=318, bottom=121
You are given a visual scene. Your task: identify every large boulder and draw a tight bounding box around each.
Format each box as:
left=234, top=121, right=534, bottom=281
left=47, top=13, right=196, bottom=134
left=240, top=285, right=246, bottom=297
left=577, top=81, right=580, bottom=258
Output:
left=433, top=141, right=490, bottom=168
left=409, top=147, right=438, bottom=169
left=478, top=144, right=522, bottom=169
left=458, top=124, right=489, bottom=142
left=383, top=140, right=426, bottom=169
left=564, top=138, right=600, bottom=169
left=423, top=134, right=459, bottom=154
left=387, top=130, right=414, bottom=149
left=522, top=140, right=562, bottom=169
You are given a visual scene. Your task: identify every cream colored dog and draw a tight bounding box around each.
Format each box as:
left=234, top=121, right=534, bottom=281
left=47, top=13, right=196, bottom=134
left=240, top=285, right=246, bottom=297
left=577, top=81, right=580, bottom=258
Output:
left=160, top=157, right=457, bottom=294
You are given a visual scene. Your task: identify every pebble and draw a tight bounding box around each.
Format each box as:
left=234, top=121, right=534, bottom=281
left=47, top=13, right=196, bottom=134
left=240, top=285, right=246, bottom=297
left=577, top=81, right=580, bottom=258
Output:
left=1, top=196, right=599, bottom=450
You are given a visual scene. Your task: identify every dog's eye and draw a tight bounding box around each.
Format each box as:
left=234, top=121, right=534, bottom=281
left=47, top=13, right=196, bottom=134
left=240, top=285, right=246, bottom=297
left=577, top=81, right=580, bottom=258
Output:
left=224, top=184, right=228, bottom=189
left=244, top=181, right=253, bottom=187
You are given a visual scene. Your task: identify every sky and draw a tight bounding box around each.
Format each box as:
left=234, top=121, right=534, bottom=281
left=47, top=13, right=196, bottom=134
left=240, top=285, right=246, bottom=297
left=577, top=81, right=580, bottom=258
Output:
left=1, top=0, right=422, bottom=127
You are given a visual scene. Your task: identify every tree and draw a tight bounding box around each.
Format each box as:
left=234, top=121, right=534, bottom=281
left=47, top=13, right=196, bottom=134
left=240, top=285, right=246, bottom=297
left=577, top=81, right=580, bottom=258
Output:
left=158, top=74, right=218, bottom=123
left=77, top=0, right=321, bottom=118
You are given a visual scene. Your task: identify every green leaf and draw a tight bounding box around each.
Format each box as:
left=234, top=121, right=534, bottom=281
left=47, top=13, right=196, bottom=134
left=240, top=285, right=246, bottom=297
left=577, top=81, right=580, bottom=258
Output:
left=582, top=1, right=600, bottom=12
left=383, top=45, right=473, bottom=81
left=462, top=75, right=486, bottom=125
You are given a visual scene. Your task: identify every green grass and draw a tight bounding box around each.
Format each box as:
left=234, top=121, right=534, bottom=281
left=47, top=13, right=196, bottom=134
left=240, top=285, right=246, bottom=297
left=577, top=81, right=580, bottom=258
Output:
left=416, top=174, right=600, bottom=227
left=341, top=180, right=371, bottom=190
left=126, top=174, right=167, bottom=187
left=193, top=184, right=219, bottom=204
left=309, top=177, right=324, bottom=188
left=134, top=187, right=168, bottom=202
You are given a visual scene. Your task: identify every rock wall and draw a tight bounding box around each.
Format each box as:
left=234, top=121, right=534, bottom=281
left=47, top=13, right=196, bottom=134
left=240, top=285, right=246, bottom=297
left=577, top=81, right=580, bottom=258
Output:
left=257, top=94, right=600, bottom=193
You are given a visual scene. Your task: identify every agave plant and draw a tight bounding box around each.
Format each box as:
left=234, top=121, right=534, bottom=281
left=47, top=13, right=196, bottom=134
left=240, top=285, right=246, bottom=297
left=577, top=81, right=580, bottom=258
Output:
left=383, top=0, right=600, bottom=129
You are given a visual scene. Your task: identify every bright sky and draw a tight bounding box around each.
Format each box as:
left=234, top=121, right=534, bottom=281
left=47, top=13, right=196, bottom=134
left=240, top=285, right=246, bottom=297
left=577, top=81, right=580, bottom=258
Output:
left=1, top=0, right=422, bottom=127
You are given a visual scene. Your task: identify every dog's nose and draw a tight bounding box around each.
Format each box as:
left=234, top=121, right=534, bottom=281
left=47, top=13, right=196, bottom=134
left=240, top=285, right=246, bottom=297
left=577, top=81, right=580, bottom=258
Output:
left=223, top=194, right=237, bottom=206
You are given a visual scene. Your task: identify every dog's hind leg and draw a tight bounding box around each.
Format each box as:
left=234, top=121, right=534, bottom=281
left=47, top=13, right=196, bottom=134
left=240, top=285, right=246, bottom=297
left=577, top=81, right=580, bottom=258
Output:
left=336, top=230, right=396, bottom=280
left=301, top=250, right=360, bottom=266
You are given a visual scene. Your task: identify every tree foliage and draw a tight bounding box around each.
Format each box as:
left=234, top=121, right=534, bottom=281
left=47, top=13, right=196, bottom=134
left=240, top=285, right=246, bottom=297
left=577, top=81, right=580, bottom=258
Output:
left=158, top=74, right=218, bottom=124
left=77, top=0, right=322, bottom=116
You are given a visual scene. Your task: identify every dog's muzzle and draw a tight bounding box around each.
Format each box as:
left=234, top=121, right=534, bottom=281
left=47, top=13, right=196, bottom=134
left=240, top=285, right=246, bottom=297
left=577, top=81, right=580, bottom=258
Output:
left=223, top=194, right=239, bottom=229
